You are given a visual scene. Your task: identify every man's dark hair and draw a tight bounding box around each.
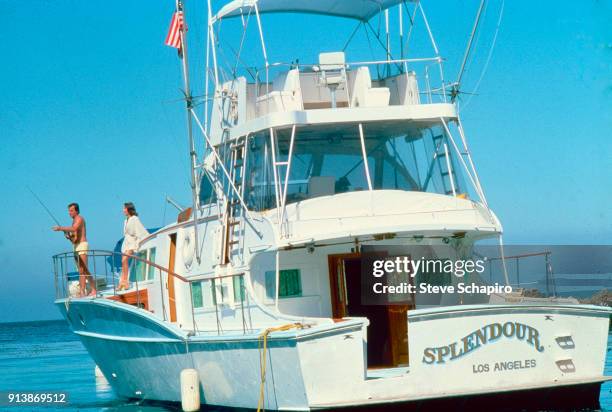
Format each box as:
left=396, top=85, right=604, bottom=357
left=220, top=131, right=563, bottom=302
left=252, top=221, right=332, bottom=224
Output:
left=68, top=202, right=79, bottom=213
left=124, top=202, right=138, bottom=216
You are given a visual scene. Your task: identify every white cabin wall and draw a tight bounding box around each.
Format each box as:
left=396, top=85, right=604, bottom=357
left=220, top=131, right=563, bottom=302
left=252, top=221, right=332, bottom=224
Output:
left=137, top=213, right=221, bottom=328
left=139, top=235, right=170, bottom=320
left=173, top=216, right=221, bottom=328
left=246, top=83, right=258, bottom=121
left=249, top=248, right=335, bottom=318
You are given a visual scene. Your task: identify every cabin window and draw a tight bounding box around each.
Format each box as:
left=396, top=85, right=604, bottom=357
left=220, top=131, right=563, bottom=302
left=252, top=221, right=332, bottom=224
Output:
left=192, top=279, right=215, bottom=309
left=265, top=269, right=302, bottom=299
left=199, top=175, right=217, bottom=205
left=233, top=275, right=245, bottom=302
left=243, top=123, right=467, bottom=211
left=147, top=248, right=156, bottom=280
left=129, top=251, right=147, bottom=282
left=129, top=248, right=156, bottom=282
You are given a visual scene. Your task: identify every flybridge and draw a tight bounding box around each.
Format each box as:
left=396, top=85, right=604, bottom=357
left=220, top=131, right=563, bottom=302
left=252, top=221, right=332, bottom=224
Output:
left=169, top=0, right=494, bottom=246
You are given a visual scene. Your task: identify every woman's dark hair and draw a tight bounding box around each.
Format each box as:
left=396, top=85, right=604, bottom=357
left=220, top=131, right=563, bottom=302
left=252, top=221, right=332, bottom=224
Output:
left=124, top=202, right=138, bottom=216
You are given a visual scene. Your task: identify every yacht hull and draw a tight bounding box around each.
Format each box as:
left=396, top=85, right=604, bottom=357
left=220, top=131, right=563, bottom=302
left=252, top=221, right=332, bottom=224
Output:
left=56, top=299, right=611, bottom=410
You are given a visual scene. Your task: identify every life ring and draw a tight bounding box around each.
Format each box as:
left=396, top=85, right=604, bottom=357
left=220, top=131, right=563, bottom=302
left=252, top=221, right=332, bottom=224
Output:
left=181, top=228, right=196, bottom=269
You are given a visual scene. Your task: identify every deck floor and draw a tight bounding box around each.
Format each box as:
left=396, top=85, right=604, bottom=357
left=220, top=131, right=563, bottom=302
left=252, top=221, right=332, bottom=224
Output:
left=366, top=366, right=410, bottom=380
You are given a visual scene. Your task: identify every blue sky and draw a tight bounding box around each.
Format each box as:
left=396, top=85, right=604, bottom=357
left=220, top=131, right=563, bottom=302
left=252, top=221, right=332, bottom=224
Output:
left=0, top=0, right=610, bottom=322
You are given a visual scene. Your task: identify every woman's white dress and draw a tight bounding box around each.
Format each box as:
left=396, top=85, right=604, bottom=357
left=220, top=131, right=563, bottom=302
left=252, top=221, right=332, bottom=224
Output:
left=121, top=215, right=149, bottom=253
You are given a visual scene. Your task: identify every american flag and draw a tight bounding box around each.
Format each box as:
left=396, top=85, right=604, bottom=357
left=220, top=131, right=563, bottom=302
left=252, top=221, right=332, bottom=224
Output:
left=165, top=11, right=184, bottom=49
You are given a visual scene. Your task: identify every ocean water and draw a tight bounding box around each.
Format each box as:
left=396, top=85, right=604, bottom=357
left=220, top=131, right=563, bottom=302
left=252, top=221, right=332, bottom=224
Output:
left=0, top=320, right=610, bottom=411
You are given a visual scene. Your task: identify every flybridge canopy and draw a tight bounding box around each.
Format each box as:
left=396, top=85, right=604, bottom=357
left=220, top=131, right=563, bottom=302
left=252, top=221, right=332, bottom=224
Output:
left=213, top=0, right=410, bottom=22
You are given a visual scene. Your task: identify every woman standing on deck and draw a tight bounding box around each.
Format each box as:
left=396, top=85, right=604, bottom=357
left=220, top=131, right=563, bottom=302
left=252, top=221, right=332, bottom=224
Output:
left=118, top=202, right=149, bottom=290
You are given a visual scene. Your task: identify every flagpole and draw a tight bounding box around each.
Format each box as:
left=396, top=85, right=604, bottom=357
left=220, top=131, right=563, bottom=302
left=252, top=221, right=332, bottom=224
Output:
left=176, top=0, right=201, bottom=264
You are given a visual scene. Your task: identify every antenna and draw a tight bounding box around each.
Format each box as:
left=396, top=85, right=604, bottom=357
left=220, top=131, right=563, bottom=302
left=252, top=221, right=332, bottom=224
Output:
left=166, top=195, right=185, bottom=212
left=452, top=0, right=486, bottom=102
left=176, top=0, right=202, bottom=263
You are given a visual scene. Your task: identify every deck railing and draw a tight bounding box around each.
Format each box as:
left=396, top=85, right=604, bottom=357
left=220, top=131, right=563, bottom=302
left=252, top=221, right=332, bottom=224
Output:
left=485, top=251, right=557, bottom=296
left=52, top=249, right=253, bottom=334
left=250, top=57, right=447, bottom=106
left=52, top=249, right=187, bottom=319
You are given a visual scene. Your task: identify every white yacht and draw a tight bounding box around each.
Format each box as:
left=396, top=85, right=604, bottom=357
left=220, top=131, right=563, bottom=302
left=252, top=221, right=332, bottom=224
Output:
left=53, top=0, right=611, bottom=410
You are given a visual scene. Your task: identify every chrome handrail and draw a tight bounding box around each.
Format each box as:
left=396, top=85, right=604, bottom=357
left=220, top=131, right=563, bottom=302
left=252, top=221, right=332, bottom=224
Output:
left=52, top=249, right=251, bottom=334
left=483, top=251, right=556, bottom=296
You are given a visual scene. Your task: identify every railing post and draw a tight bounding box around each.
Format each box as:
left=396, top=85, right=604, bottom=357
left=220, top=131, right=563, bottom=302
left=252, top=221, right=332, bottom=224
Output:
left=214, top=280, right=221, bottom=335
left=62, top=254, right=67, bottom=298
left=159, top=268, right=167, bottom=321
left=240, top=274, right=246, bottom=334
left=53, top=257, right=58, bottom=299
left=189, top=281, right=197, bottom=333
left=358, top=123, right=373, bottom=190
left=103, top=251, right=109, bottom=296
left=135, top=260, right=140, bottom=308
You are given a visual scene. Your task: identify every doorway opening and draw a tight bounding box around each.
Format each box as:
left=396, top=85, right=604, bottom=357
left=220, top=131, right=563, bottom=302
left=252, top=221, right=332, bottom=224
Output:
left=328, top=253, right=412, bottom=368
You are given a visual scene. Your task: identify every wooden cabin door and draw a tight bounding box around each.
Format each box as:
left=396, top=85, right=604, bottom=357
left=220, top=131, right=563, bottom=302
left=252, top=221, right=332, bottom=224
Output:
left=328, top=253, right=411, bottom=367
left=168, top=234, right=177, bottom=322
left=388, top=305, right=410, bottom=365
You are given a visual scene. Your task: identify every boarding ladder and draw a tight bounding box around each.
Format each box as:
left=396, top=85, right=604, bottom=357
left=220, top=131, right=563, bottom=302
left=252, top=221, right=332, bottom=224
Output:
left=432, top=134, right=457, bottom=196
left=222, top=135, right=248, bottom=264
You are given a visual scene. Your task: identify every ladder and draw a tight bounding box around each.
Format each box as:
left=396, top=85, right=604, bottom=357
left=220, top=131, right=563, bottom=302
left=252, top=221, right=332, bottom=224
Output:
left=222, top=135, right=248, bottom=264
left=431, top=134, right=457, bottom=196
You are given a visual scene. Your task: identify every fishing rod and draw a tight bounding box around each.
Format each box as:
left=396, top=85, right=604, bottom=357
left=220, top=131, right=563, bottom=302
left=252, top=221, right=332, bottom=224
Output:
left=27, top=186, right=75, bottom=243
left=27, top=186, right=62, bottom=226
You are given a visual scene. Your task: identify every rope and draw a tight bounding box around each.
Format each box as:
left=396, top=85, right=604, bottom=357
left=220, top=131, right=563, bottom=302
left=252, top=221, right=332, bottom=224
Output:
left=257, top=323, right=303, bottom=412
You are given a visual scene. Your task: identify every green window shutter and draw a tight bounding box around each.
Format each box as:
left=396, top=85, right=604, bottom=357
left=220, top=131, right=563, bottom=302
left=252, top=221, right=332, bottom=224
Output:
left=265, top=269, right=302, bottom=299
left=233, top=275, right=245, bottom=302
left=280, top=269, right=302, bottom=297
left=192, top=282, right=203, bottom=308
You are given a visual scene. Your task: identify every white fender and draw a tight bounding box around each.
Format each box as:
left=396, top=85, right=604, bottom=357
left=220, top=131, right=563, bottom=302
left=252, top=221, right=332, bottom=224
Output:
left=180, top=368, right=200, bottom=412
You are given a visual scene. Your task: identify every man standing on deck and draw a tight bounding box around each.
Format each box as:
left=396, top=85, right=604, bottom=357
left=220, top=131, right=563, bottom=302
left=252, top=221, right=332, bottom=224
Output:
left=52, top=203, right=97, bottom=297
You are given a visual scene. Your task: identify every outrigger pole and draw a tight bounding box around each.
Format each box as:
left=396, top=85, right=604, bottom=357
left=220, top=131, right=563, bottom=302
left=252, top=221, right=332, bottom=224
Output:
left=453, top=0, right=486, bottom=101
left=176, top=0, right=201, bottom=264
